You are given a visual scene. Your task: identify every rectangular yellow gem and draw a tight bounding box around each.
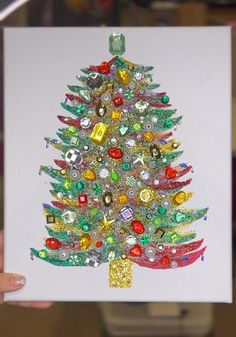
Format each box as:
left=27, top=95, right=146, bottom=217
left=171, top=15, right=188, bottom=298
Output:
left=143, top=131, right=157, bottom=142
left=90, top=122, right=109, bottom=145
left=109, top=258, right=133, bottom=288
left=112, top=110, right=122, bottom=121
left=106, top=82, right=114, bottom=92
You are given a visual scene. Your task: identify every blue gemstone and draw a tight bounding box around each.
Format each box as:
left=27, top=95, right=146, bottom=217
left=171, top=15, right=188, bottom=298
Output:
left=182, top=256, right=189, bottom=261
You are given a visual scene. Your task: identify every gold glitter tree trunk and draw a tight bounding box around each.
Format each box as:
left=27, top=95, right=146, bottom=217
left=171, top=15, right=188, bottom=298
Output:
left=109, top=258, right=133, bottom=288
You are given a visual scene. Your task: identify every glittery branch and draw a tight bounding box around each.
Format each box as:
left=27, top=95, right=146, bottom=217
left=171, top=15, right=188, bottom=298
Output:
left=57, top=115, right=81, bottom=128
left=130, top=246, right=206, bottom=269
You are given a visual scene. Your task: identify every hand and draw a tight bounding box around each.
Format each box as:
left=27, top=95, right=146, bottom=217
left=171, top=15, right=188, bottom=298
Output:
left=0, top=230, right=53, bottom=308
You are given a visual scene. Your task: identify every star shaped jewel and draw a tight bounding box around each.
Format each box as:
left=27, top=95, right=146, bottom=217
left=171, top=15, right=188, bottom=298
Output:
left=133, top=154, right=145, bottom=166
left=99, top=215, right=115, bottom=233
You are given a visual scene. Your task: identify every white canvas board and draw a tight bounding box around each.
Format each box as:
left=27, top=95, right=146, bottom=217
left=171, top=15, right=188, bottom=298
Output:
left=4, top=27, right=232, bottom=302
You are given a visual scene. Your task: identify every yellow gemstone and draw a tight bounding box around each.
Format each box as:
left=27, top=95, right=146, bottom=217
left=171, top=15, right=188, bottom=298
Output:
left=117, top=69, right=130, bottom=85
left=83, top=169, right=96, bottom=181
left=137, top=186, right=156, bottom=206
left=90, top=122, right=109, bottom=145
left=143, top=131, right=157, bottom=142
left=112, top=110, right=122, bottom=120
left=173, top=191, right=187, bottom=205
left=106, top=82, right=114, bottom=92
left=80, top=233, right=91, bottom=250
left=119, top=194, right=128, bottom=205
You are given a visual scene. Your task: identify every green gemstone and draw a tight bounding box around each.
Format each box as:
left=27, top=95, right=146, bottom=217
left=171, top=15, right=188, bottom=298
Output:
left=122, top=162, right=131, bottom=171
left=76, top=104, right=86, bottom=114
left=82, top=224, right=90, bottom=232
left=115, top=58, right=124, bottom=67
left=107, top=235, right=115, bottom=244
left=140, top=236, right=150, bottom=245
left=170, top=233, right=180, bottom=243
left=90, top=208, right=99, bottom=217
left=93, top=184, right=102, bottom=194
left=76, top=181, right=84, bottom=191
left=133, top=123, right=141, bottom=131
left=70, top=137, right=80, bottom=145
left=175, top=212, right=186, bottom=223
left=161, top=95, right=170, bottom=104
left=68, top=126, right=77, bottom=134
left=164, top=118, right=173, bottom=128
left=109, top=33, right=125, bottom=56
left=119, top=125, right=129, bottom=136
left=152, top=216, right=162, bottom=226
left=111, top=169, right=120, bottom=183
left=64, top=180, right=72, bottom=189
left=158, top=207, right=167, bottom=216
left=39, top=249, right=48, bottom=259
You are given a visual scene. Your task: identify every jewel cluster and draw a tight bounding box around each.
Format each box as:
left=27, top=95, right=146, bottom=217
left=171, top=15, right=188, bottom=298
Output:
left=31, top=51, right=207, bottom=271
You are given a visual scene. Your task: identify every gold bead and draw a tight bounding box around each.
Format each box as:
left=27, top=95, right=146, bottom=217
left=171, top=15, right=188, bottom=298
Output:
left=83, top=169, right=96, bottom=181
left=118, top=194, right=128, bottom=205
left=173, top=191, right=187, bottom=205
left=143, top=131, right=157, bottom=142
left=80, top=233, right=91, bottom=250
left=112, top=110, right=122, bottom=121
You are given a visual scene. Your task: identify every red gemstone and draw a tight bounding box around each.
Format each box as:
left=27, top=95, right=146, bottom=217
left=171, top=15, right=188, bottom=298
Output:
left=112, top=96, right=124, bottom=107
left=46, top=238, right=61, bottom=250
left=96, top=241, right=103, bottom=248
left=130, top=244, right=142, bottom=257
left=161, top=256, right=170, bottom=265
left=78, top=194, right=88, bottom=205
left=165, top=167, right=177, bottom=179
left=108, top=147, right=123, bottom=159
left=98, top=61, right=110, bottom=74
left=131, top=220, right=145, bottom=234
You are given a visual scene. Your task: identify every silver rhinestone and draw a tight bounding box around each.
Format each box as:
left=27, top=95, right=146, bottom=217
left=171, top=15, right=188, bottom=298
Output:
left=58, top=249, right=70, bottom=261
left=171, top=261, right=178, bottom=269
left=80, top=118, right=91, bottom=129
left=129, top=81, right=136, bottom=89
left=111, top=138, right=117, bottom=144
left=157, top=244, right=164, bottom=252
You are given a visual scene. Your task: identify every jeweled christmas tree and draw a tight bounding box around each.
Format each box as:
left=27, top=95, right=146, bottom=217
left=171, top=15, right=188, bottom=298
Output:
left=31, top=33, right=208, bottom=288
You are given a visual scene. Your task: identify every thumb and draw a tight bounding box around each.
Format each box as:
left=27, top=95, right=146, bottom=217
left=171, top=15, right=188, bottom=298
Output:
left=0, top=273, right=25, bottom=293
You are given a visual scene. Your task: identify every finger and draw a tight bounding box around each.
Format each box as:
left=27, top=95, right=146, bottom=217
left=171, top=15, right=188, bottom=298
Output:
left=0, top=273, right=25, bottom=293
left=7, top=301, right=53, bottom=308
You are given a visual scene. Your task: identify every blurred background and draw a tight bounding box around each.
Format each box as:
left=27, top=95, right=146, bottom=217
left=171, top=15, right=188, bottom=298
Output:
left=0, top=0, right=235, bottom=336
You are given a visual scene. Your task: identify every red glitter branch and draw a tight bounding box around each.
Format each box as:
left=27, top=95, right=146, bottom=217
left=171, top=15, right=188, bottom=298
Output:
left=57, top=115, right=81, bottom=129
